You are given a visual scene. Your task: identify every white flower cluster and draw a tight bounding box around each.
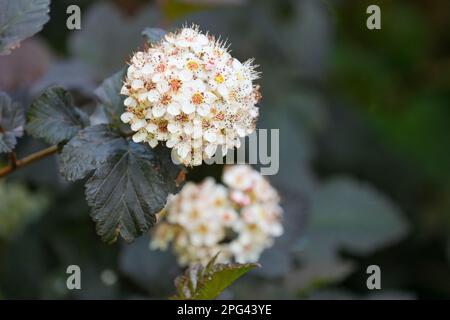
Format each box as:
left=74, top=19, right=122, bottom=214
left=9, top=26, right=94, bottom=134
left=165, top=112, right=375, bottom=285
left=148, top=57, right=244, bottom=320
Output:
left=151, top=165, right=283, bottom=266
left=120, top=25, right=261, bottom=166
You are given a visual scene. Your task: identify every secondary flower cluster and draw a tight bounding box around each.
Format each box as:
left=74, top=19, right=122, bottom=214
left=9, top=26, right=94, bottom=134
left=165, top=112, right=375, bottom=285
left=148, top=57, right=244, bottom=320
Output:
left=120, top=25, right=261, bottom=166
left=151, top=165, right=283, bottom=266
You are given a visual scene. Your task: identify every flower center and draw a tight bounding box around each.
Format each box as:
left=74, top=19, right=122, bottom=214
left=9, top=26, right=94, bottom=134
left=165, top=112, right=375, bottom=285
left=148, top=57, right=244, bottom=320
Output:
left=170, top=79, right=182, bottom=91
left=198, top=224, right=208, bottom=234
left=187, top=60, right=199, bottom=71
left=176, top=114, right=188, bottom=122
left=214, top=73, right=225, bottom=84
left=191, top=92, right=204, bottom=105
left=160, top=94, right=172, bottom=105
left=215, top=198, right=224, bottom=207
left=145, top=81, right=156, bottom=91
left=158, top=120, right=168, bottom=132
left=215, top=112, right=225, bottom=121
left=156, top=63, right=166, bottom=73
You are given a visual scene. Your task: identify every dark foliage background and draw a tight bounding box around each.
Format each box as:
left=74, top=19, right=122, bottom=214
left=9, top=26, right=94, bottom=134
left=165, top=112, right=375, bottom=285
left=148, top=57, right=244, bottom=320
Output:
left=0, top=0, right=449, bottom=299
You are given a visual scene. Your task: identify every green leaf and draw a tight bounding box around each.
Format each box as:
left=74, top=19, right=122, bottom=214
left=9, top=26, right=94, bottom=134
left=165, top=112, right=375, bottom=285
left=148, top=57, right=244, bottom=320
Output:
left=142, top=28, right=166, bottom=44
left=94, top=69, right=126, bottom=125
left=0, top=0, right=50, bottom=55
left=26, top=87, right=89, bottom=145
left=172, top=254, right=259, bottom=300
left=85, top=142, right=183, bottom=243
left=0, top=92, right=25, bottom=153
left=59, top=124, right=127, bottom=182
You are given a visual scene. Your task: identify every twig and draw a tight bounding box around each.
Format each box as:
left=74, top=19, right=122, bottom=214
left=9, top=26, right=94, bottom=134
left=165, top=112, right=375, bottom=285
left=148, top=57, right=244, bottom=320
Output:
left=0, top=145, right=59, bottom=178
left=8, top=152, right=17, bottom=169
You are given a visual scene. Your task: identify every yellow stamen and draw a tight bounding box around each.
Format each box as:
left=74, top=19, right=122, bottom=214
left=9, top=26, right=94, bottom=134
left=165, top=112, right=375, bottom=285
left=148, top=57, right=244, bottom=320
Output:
left=187, top=60, right=199, bottom=71
left=214, top=73, right=225, bottom=84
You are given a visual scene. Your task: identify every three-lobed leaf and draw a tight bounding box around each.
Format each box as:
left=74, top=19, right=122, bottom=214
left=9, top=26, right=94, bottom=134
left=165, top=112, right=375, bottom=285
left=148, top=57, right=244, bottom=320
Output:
left=26, top=87, right=89, bottom=145
left=59, top=124, right=127, bottom=182
left=85, top=142, right=183, bottom=243
left=0, top=0, right=51, bottom=55
left=172, top=254, right=259, bottom=300
left=0, top=92, right=25, bottom=153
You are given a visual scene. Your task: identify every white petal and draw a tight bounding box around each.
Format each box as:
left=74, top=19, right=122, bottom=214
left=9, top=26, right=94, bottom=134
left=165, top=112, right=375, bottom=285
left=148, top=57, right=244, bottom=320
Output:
left=132, top=131, right=147, bottom=143
left=178, top=40, right=191, bottom=48
left=120, top=112, right=134, bottom=123
left=152, top=73, right=163, bottom=83
left=192, top=125, right=203, bottom=139
left=127, top=65, right=136, bottom=78
left=147, top=90, right=160, bottom=103
left=152, top=105, right=166, bottom=117
left=166, top=138, right=178, bottom=148
left=217, top=85, right=229, bottom=98
left=137, top=92, right=148, bottom=102
left=236, top=126, right=246, bottom=137
left=182, top=103, right=195, bottom=114
left=204, top=144, right=217, bottom=158
left=167, top=102, right=181, bottom=116
left=165, top=34, right=176, bottom=43
left=157, top=81, right=169, bottom=93
left=131, top=119, right=147, bottom=131
left=142, top=63, right=154, bottom=75
left=124, top=97, right=137, bottom=108
left=197, top=105, right=210, bottom=117
left=179, top=70, right=193, bottom=81
left=167, top=122, right=181, bottom=133
left=191, top=79, right=205, bottom=91
left=168, top=56, right=184, bottom=69
left=192, top=138, right=203, bottom=148
left=177, top=144, right=190, bottom=159
left=145, top=123, right=158, bottom=133
left=203, top=91, right=217, bottom=103
left=232, top=58, right=243, bottom=70
left=204, top=129, right=217, bottom=143
left=196, top=34, right=209, bottom=46
left=148, top=139, right=158, bottom=148
left=120, top=85, right=129, bottom=95
left=131, top=79, right=144, bottom=90
left=183, top=124, right=193, bottom=135
left=192, top=154, right=203, bottom=166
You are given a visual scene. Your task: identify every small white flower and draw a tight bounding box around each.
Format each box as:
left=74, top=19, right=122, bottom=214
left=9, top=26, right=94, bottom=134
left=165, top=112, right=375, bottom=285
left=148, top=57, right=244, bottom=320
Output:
left=223, top=165, right=255, bottom=190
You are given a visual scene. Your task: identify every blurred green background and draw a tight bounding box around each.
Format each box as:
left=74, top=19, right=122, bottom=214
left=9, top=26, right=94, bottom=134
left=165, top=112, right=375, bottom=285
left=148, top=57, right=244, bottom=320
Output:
left=0, top=0, right=449, bottom=299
